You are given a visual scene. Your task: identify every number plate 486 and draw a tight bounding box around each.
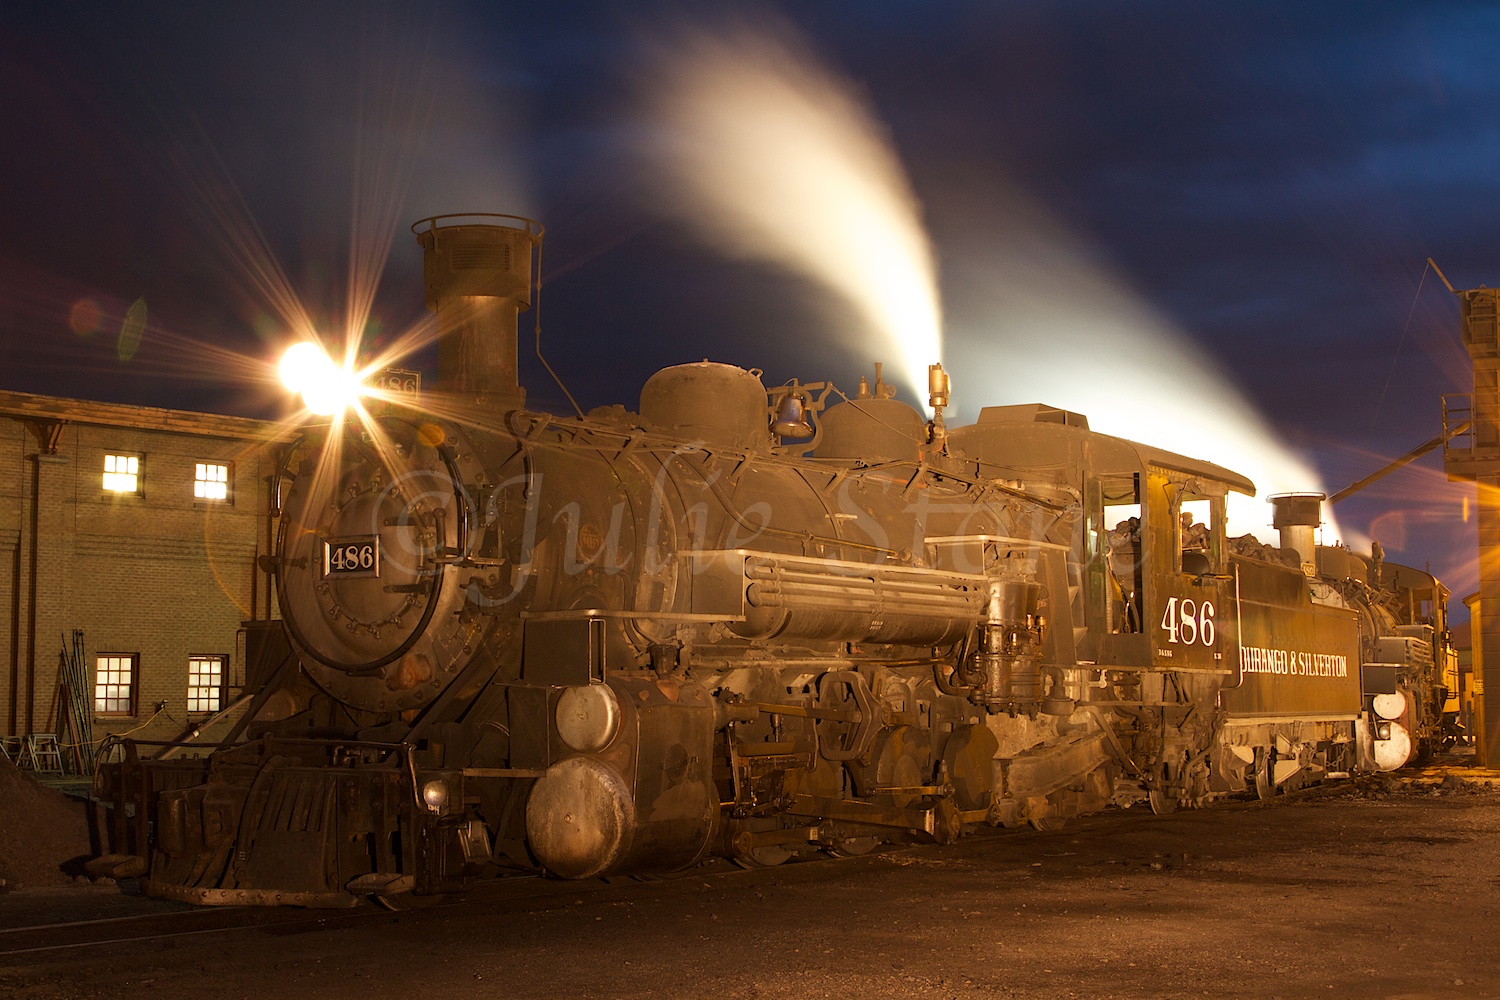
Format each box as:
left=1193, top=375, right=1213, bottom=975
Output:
left=323, top=536, right=380, bottom=578
left=1160, top=596, right=1215, bottom=645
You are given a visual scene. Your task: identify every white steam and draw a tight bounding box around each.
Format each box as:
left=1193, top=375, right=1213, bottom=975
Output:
left=632, top=20, right=1332, bottom=544
left=942, top=186, right=1336, bottom=542
left=636, top=19, right=941, bottom=407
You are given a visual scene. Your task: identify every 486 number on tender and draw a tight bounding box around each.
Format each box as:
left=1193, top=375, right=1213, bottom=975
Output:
left=1160, top=597, right=1215, bottom=645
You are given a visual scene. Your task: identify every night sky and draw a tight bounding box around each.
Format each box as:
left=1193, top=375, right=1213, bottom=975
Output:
left=1, top=1, right=1494, bottom=603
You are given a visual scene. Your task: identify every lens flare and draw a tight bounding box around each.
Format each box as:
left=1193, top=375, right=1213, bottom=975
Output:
left=279, top=342, right=329, bottom=395
left=303, top=368, right=362, bottom=416
left=118, top=297, right=148, bottom=363
left=279, top=341, right=362, bottom=416
left=637, top=17, right=941, bottom=408
left=68, top=298, right=102, bottom=336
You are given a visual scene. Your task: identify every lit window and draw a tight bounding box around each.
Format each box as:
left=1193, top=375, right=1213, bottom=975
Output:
left=187, top=655, right=226, bottom=713
left=95, top=654, right=138, bottom=716
left=194, top=462, right=230, bottom=501
left=103, top=453, right=141, bottom=494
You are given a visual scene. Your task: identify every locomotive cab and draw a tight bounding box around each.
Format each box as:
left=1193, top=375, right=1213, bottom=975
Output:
left=1089, top=467, right=1233, bottom=674
left=947, top=404, right=1245, bottom=679
left=948, top=405, right=1248, bottom=809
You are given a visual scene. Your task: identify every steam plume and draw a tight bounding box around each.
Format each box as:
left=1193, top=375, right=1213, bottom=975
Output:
left=941, top=181, right=1336, bottom=541
left=635, top=18, right=1332, bottom=543
left=636, top=17, right=941, bottom=406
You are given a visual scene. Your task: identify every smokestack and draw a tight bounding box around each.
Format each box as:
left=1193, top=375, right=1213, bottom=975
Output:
left=412, top=214, right=543, bottom=404
left=1269, top=492, right=1324, bottom=576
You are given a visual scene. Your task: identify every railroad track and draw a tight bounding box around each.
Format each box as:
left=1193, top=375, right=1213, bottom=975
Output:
left=0, top=902, right=376, bottom=957
left=0, top=846, right=889, bottom=959
left=6, top=770, right=1491, bottom=959
left=0, top=866, right=723, bottom=959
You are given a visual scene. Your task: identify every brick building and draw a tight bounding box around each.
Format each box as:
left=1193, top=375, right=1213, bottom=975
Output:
left=0, top=389, right=287, bottom=760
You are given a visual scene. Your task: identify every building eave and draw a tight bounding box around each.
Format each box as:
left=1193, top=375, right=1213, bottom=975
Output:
left=0, top=389, right=295, bottom=442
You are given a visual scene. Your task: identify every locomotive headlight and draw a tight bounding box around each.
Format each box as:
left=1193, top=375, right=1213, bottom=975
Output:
left=1375, top=720, right=1393, bottom=741
left=421, top=779, right=451, bottom=814
left=279, top=341, right=363, bottom=416
left=279, top=342, right=324, bottom=392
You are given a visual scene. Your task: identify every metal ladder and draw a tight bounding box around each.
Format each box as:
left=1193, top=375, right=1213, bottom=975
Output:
left=19, top=733, right=64, bottom=773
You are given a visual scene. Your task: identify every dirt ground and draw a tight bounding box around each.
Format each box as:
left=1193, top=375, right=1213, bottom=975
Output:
left=0, top=757, right=91, bottom=890
left=1, top=762, right=1497, bottom=1000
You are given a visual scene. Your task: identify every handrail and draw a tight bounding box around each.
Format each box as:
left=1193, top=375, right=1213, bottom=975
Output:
left=409, top=212, right=544, bottom=238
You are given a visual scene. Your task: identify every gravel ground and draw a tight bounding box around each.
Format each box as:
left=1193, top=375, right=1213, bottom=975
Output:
left=0, top=759, right=1496, bottom=1000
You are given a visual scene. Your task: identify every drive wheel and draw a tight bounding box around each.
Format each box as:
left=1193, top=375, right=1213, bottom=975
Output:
left=1254, top=747, right=1275, bottom=801
left=727, top=817, right=795, bottom=869
left=825, top=836, right=880, bottom=858
left=734, top=846, right=793, bottom=869
left=1148, top=761, right=1181, bottom=815
left=374, top=891, right=446, bottom=911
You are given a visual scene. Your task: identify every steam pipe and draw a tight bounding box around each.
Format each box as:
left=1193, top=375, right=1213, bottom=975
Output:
left=1327, top=424, right=1469, bottom=504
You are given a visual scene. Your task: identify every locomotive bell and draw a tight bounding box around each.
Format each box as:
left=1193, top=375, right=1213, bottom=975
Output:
left=771, top=391, right=814, bottom=439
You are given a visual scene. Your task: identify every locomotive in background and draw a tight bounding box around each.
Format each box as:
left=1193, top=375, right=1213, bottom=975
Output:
left=94, top=214, right=1458, bottom=905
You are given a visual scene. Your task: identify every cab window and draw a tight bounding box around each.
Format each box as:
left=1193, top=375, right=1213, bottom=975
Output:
left=1102, top=475, right=1143, bottom=634
left=1174, top=492, right=1224, bottom=577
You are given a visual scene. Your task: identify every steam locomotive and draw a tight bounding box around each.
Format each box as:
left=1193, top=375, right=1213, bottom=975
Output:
left=94, top=215, right=1457, bottom=906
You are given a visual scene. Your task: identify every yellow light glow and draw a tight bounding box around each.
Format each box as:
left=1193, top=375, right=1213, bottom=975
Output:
left=302, top=369, right=361, bottom=416
left=279, top=341, right=363, bottom=416
left=279, top=342, right=330, bottom=395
